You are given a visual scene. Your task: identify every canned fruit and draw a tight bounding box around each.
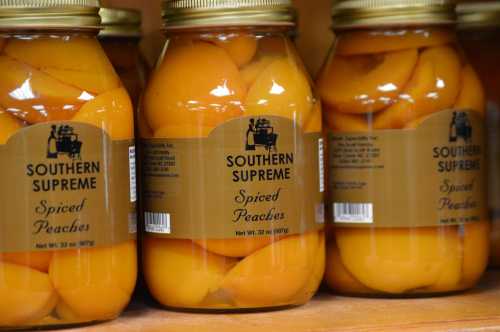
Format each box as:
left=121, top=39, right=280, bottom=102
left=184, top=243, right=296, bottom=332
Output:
left=49, top=241, right=137, bottom=321
left=221, top=232, right=319, bottom=307
left=143, top=41, right=245, bottom=131
left=245, top=58, right=313, bottom=125
left=72, top=87, right=134, bottom=140
left=336, top=227, right=462, bottom=294
left=0, top=262, right=57, bottom=326
left=0, top=251, right=52, bottom=273
left=143, top=238, right=237, bottom=307
left=215, top=34, right=258, bottom=67
left=0, top=56, right=85, bottom=123
left=374, top=46, right=461, bottom=129
left=318, top=49, right=418, bottom=114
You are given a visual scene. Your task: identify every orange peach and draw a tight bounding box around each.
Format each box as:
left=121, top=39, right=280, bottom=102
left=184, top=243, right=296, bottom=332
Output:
left=336, top=227, right=462, bottom=294
left=294, top=232, right=325, bottom=302
left=143, top=238, right=236, bottom=307
left=221, top=232, right=318, bottom=307
left=215, top=34, right=258, bottom=67
left=56, top=301, right=81, bottom=322
left=0, top=56, right=86, bottom=123
left=42, top=68, right=120, bottom=95
left=317, top=49, right=418, bottom=114
left=245, top=58, right=313, bottom=125
left=72, top=87, right=134, bottom=140
left=324, top=238, right=375, bottom=294
left=374, top=46, right=461, bottom=129
left=5, top=36, right=120, bottom=94
left=240, top=56, right=275, bottom=88
left=49, top=241, right=137, bottom=321
left=1, top=251, right=52, bottom=273
left=0, top=262, right=57, bottom=325
left=143, top=41, right=245, bottom=131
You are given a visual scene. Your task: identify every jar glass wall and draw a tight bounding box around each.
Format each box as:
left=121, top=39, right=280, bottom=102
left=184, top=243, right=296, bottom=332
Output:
left=99, top=36, right=146, bottom=107
left=458, top=2, right=500, bottom=268
left=140, top=24, right=324, bottom=311
left=318, top=23, right=490, bottom=296
left=0, top=10, right=137, bottom=328
left=98, top=8, right=147, bottom=107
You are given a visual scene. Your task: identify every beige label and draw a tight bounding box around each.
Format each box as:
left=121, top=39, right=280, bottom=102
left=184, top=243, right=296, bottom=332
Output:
left=0, top=122, right=136, bottom=252
left=329, top=109, right=488, bottom=228
left=142, top=116, right=324, bottom=239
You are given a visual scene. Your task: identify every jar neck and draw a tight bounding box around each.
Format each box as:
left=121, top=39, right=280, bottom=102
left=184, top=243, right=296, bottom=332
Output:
left=164, top=25, right=294, bottom=37
left=334, top=24, right=456, bottom=34
left=0, top=29, right=99, bottom=37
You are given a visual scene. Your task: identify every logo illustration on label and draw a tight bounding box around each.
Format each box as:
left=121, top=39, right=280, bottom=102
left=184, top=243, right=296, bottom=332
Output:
left=47, top=125, right=83, bottom=160
left=449, top=111, right=472, bottom=143
left=245, top=118, right=279, bottom=152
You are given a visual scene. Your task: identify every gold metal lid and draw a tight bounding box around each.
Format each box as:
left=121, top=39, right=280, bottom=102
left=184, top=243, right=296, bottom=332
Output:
left=163, top=0, right=295, bottom=29
left=0, top=0, right=100, bottom=30
left=457, top=2, right=500, bottom=29
left=99, top=7, right=141, bottom=38
left=332, top=0, right=456, bottom=29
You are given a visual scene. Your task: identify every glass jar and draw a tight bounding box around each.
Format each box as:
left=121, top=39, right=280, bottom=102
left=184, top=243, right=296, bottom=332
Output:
left=98, top=7, right=148, bottom=299
left=98, top=7, right=146, bottom=108
left=0, top=0, right=137, bottom=328
left=317, top=0, right=490, bottom=296
left=458, top=2, right=500, bottom=268
left=140, top=0, right=324, bottom=311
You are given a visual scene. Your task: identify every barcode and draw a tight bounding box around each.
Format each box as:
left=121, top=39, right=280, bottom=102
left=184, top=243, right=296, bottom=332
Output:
left=333, top=203, right=373, bottom=223
left=318, top=138, right=325, bottom=193
left=145, top=212, right=171, bottom=234
left=129, top=146, right=137, bottom=203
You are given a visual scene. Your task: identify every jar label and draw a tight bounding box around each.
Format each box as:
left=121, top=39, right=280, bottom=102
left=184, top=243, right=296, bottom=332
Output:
left=0, top=122, right=136, bottom=252
left=142, top=116, right=324, bottom=239
left=328, top=109, right=488, bottom=227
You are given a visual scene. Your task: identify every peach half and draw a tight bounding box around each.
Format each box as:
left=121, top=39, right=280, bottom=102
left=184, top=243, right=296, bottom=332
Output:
left=374, top=46, right=461, bottom=129
left=4, top=36, right=120, bottom=94
left=49, top=241, right=137, bottom=321
left=143, top=238, right=236, bottom=308
left=245, top=58, right=314, bottom=126
left=317, top=49, right=418, bottom=114
left=0, top=262, right=57, bottom=326
left=335, top=227, right=462, bottom=294
left=220, top=231, right=319, bottom=307
left=143, top=41, right=245, bottom=131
